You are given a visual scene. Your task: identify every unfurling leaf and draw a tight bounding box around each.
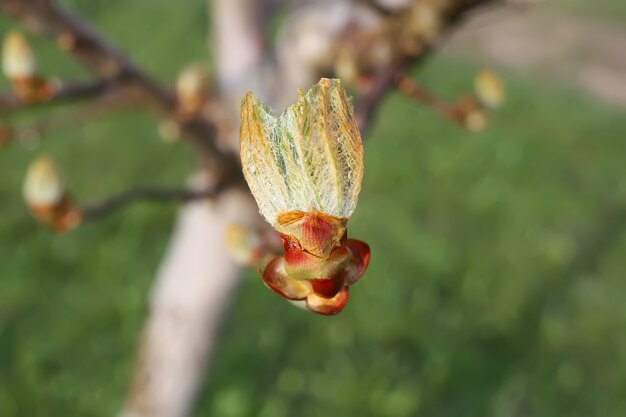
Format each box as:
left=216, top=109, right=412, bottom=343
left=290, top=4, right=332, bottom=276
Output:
left=240, top=78, right=370, bottom=315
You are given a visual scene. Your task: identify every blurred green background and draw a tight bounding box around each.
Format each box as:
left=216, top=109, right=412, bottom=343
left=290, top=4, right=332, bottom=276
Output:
left=2, top=1, right=626, bottom=416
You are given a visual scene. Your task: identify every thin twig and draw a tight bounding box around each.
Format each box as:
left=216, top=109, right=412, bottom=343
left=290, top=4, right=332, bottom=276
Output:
left=81, top=185, right=223, bottom=221
left=1, top=0, right=239, bottom=170
left=395, top=73, right=460, bottom=122
left=11, top=99, right=121, bottom=145
left=0, top=77, right=118, bottom=112
left=355, top=62, right=406, bottom=130
left=354, top=0, right=497, bottom=132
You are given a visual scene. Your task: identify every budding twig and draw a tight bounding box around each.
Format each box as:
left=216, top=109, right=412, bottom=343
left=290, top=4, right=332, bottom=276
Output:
left=395, top=73, right=457, bottom=118
left=396, top=74, right=488, bottom=132
left=0, top=0, right=239, bottom=170
left=0, top=77, right=119, bottom=112
left=11, top=101, right=114, bottom=144
left=81, top=185, right=224, bottom=221
left=23, top=156, right=81, bottom=232
left=354, top=0, right=496, bottom=131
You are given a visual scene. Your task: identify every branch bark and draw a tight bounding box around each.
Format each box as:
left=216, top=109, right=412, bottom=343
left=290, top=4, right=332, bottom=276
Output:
left=81, top=185, right=223, bottom=221
left=0, top=0, right=239, bottom=167
left=354, top=0, right=497, bottom=131
left=0, top=78, right=116, bottom=112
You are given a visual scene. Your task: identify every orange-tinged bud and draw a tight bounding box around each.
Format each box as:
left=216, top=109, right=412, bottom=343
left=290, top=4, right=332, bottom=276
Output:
left=10, top=76, right=53, bottom=103
left=224, top=223, right=264, bottom=266
left=464, top=110, right=488, bottom=133
left=176, top=64, right=210, bottom=116
left=306, top=287, right=350, bottom=315
left=240, top=78, right=370, bottom=315
left=474, top=69, right=505, bottom=109
left=2, top=31, right=52, bottom=102
left=23, top=156, right=63, bottom=207
left=157, top=118, right=182, bottom=143
left=276, top=211, right=347, bottom=259
left=334, top=49, right=359, bottom=88
left=2, top=31, right=36, bottom=79
left=399, top=2, right=442, bottom=55
left=23, top=156, right=81, bottom=232
left=454, top=95, right=488, bottom=133
left=407, top=3, right=441, bottom=43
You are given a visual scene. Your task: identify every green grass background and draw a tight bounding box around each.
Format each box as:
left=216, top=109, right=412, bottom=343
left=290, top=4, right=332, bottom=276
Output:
left=1, top=1, right=626, bottom=416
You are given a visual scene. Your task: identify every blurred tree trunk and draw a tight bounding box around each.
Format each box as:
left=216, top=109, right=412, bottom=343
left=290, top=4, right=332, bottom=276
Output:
left=120, top=0, right=268, bottom=415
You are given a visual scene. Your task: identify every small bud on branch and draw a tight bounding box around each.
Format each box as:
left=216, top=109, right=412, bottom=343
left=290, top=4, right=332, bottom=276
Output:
left=396, top=74, right=489, bottom=132
left=176, top=64, right=211, bottom=117
left=23, top=156, right=81, bottom=232
left=157, top=118, right=182, bottom=143
left=2, top=31, right=53, bottom=103
left=2, top=30, right=36, bottom=79
left=224, top=223, right=266, bottom=266
left=474, top=69, right=505, bottom=109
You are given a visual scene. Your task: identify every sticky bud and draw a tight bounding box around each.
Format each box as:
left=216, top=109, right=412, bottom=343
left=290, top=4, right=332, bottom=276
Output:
left=454, top=95, right=488, bottom=133
left=2, top=30, right=36, bottom=79
left=474, top=69, right=505, bottom=109
left=224, top=223, right=264, bottom=266
left=240, top=78, right=370, bottom=315
left=334, top=49, right=359, bottom=88
left=2, top=31, right=52, bottom=102
left=23, top=157, right=63, bottom=207
left=407, top=3, right=441, bottom=43
left=157, top=118, right=182, bottom=143
left=23, top=156, right=81, bottom=232
left=464, top=109, right=488, bottom=133
left=399, top=2, right=442, bottom=55
left=176, top=64, right=210, bottom=116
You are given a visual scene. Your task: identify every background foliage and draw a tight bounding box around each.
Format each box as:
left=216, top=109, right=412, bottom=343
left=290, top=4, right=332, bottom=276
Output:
left=1, top=1, right=626, bottom=416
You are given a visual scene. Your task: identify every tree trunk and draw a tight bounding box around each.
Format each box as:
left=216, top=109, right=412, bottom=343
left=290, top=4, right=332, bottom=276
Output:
left=120, top=188, right=259, bottom=417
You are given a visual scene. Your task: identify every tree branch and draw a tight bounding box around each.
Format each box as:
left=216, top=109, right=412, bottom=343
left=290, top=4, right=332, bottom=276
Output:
left=0, top=77, right=118, bottom=112
left=81, top=185, right=223, bottom=221
left=1, top=0, right=240, bottom=171
left=121, top=187, right=260, bottom=417
left=354, top=0, right=497, bottom=131
left=395, top=73, right=480, bottom=128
